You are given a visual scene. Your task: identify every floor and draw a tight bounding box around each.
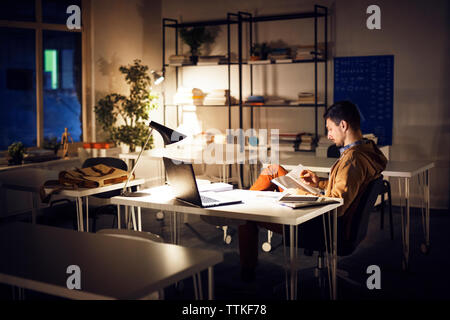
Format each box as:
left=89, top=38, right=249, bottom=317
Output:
left=1, top=202, right=449, bottom=301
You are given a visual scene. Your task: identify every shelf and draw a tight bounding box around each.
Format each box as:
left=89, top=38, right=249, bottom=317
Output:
left=164, top=18, right=239, bottom=28
left=165, top=59, right=326, bottom=68
left=244, top=11, right=327, bottom=23
left=165, top=104, right=326, bottom=108
left=243, top=104, right=326, bottom=107
left=165, top=104, right=239, bottom=107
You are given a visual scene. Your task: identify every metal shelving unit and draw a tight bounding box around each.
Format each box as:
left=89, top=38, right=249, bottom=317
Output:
left=161, top=5, right=329, bottom=187
left=239, top=5, right=329, bottom=142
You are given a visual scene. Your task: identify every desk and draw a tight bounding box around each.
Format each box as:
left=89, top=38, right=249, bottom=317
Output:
left=45, top=178, right=146, bottom=232
left=0, top=167, right=145, bottom=232
left=110, top=187, right=343, bottom=300
left=0, top=222, right=223, bottom=300
left=270, top=153, right=434, bottom=270
left=120, top=144, right=262, bottom=187
left=0, top=168, right=58, bottom=224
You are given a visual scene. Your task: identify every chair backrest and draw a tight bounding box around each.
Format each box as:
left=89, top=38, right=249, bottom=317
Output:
left=327, top=144, right=340, bottom=158
left=341, top=176, right=384, bottom=255
left=97, top=228, right=163, bottom=243
left=82, top=157, right=128, bottom=171
left=82, top=157, right=128, bottom=198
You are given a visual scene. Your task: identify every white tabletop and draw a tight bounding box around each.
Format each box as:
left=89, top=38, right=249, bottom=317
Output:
left=111, top=186, right=343, bottom=226
left=0, top=168, right=58, bottom=192
left=0, top=222, right=223, bottom=300
left=275, top=153, right=435, bottom=178
left=46, top=178, right=146, bottom=197
left=120, top=143, right=262, bottom=165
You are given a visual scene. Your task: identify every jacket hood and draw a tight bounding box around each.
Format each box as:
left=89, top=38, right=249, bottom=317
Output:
left=344, top=139, right=387, bottom=174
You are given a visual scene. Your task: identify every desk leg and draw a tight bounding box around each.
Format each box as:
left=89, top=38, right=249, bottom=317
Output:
left=420, top=170, right=431, bottom=254
left=75, top=197, right=84, bottom=232
left=85, top=197, right=89, bottom=233
left=31, top=192, right=39, bottom=224
left=117, top=204, right=121, bottom=229
left=137, top=185, right=142, bottom=231
left=208, top=267, right=214, bottom=300
left=288, top=225, right=298, bottom=300
left=331, top=208, right=337, bottom=300
left=399, top=178, right=410, bottom=270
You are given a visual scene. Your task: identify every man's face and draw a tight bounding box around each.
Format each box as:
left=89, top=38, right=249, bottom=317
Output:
left=326, top=118, right=345, bottom=146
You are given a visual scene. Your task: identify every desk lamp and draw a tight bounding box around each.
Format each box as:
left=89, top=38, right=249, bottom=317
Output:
left=120, top=121, right=186, bottom=196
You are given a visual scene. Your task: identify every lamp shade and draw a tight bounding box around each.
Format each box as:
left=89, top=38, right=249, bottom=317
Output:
left=151, top=70, right=164, bottom=85
left=149, top=121, right=186, bottom=146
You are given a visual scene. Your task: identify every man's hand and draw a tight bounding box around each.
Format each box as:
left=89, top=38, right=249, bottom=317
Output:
left=300, top=169, right=320, bottom=188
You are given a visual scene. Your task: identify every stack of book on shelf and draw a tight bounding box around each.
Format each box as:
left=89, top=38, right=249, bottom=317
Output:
left=203, top=89, right=236, bottom=105
left=295, top=133, right=315, bottom=151
left=245, top=95, right=265, bottom=105
left=315, top=136, right=334, bottom=157
left=197, top=55, right=227, bottom=65
left=173, top=87, right=205, bottom=105
left=268, top=48, right=292, bottom=63
left=265, top=96, right=287, bottom=105
left=248, top=59, right=271, bottom=65
left=289, top=92, right=322, bottom=105
left=293, top=43, right=325, bottom=60
left=168, top=55, right=191, bottom=65
left=277, top=133, right=300, bottom=152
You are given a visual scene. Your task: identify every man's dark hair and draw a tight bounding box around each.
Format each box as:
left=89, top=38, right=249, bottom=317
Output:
left=324, top=100, right=361, bottom=130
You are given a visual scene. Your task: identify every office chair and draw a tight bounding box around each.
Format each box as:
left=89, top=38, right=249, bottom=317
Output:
left=296, top=176, right=385, bottom=293
left=327, top=144, right=393, bottom=240
left=97, top=228, right=204, bottom=300
left=82, top=157, right=133, bottom=232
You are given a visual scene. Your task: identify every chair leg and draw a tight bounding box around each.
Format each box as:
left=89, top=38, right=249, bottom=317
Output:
left=380, top=192, right=385, bottom=230
left=386, top=181, right=394, bottom=240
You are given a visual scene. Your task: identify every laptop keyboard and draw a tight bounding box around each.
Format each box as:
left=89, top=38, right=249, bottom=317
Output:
left=200, top=195, right=219, bottom=204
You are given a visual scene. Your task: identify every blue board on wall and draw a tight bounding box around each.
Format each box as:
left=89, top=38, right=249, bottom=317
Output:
left=334, top=55, right=394, bottom=146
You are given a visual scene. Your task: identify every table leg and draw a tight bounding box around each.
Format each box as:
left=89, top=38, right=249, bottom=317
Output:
left=76, top=197, right=84, bottom=232
left=117, top=204, right=121, bottom=229
left=85, top=196, right=89, bottom=232
left=288, top=225, right=298, bottom=300
left=399, top=178, right=410, bottom=270
left=208, top=267, right=214, bottom=300
left=420, top=170, right=431, bottom=254
left=31, top=192, right=39, bottom=224
left=137, top=185, right=142, bottom=231
left=331, top=208, right=337, bottom=300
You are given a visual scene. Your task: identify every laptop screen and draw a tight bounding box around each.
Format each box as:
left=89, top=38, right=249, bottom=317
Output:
left=163, top=157, right=202, bottom=206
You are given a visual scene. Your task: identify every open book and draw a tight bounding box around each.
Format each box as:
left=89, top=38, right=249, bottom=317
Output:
left=271, top=163, right=322, bottom=195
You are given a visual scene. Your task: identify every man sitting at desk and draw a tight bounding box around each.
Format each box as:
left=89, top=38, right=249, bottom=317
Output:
left=239, top=100, right=387, bottom=282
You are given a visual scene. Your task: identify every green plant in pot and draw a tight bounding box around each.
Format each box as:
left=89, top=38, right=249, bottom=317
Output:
left=94, top=59, right=159, bottom=153
left=179, top=26, right=219, bottom=63
left=8, top=141, right=26, bottom=165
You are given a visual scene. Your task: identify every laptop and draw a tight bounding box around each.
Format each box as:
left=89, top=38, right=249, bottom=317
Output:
left=162, top=157, right=242, bottom=208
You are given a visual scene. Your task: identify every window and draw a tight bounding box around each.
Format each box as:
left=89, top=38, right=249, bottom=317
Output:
left=43, top=31, right=82, bottom=142
left=0, top=0, right=84, bottom=150
left=0, top=28, right=37, bottom=149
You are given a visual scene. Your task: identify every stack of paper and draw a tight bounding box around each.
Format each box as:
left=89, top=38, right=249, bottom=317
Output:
left=173, top=87, right=205, bottom=105
left=203, top=89, right=231, bottom=105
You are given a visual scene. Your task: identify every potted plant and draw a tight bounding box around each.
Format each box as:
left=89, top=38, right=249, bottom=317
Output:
left=8, top=141, right=25, bottom=165
left=179, top=26, right=219, bottom=63
left=94, top=59, right=159, bottom=153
